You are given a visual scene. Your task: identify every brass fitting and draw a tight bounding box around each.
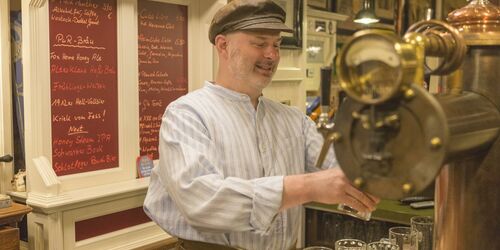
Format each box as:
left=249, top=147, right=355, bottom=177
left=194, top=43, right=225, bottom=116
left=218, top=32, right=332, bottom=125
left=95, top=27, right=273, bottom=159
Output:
left=402, top=183, right=413, bottom=194
left=353, top=177, right=365, bottom=188
left=430, top=137, right=442, bottom=149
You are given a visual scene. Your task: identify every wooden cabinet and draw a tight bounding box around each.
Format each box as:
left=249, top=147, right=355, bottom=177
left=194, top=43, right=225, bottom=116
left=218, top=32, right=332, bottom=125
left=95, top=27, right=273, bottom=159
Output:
left=0, top=202, right=31, bottom=250
left=0, top=226, right=19, bottom=250
left=305, top=7, right=348, bottom=93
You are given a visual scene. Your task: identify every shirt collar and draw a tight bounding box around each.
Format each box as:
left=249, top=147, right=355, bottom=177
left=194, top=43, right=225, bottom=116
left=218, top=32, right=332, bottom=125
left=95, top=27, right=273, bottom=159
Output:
left=205, top=81, right=264, bottom=103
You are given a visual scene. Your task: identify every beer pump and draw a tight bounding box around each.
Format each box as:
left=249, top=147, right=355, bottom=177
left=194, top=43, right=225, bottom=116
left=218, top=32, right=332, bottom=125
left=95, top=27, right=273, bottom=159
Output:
left=316, top=67, right=334, bottom=169
left=315, top=1, right=500, bottom=248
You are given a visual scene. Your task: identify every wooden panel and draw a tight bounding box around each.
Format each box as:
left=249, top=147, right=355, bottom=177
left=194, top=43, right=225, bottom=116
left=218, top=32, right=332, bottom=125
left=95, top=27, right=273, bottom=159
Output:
left=74, top=206, right=151, bottom=242
left=0, top=226, right=19, bottom=250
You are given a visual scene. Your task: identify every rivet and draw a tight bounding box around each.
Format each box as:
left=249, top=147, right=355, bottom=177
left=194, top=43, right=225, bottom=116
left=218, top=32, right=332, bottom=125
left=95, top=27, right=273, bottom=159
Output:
left=402, top=183, right=413, bottom=194
left=353, top=177, right=364, bottom=188
left=404, top=89, right=415, bottom=100
left=384, top=114, right=399, bottom=124
left=430, top=137, right=442, bottom=149
left=330, top=132, right=342, bottom=142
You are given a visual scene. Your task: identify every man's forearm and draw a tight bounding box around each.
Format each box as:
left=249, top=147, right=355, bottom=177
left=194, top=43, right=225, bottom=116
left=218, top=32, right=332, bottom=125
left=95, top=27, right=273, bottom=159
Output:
left=280, top=174, right=311, bottom=211
left=279, top=168, right=379, bottom=213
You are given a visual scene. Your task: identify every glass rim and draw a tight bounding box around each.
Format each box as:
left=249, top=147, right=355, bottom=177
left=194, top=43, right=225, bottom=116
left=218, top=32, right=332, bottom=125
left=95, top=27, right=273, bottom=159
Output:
left=367, top=241, right=399, bottom=249
left=389, top=226, right=412, bottom=235
left=335, top=238, right=367, bottom=246
left=410, top=216, right=434, bottom=225
left=303, top=246, right=333, bottom=250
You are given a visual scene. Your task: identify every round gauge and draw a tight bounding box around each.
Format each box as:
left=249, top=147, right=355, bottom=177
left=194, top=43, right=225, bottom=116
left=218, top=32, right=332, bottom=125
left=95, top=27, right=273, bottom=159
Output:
left=338, top=32, right=404, bottom=104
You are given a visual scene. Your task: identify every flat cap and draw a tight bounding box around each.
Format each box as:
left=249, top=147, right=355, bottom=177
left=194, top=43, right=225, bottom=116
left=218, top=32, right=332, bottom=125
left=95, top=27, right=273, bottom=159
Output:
left=209, top=0, right=293, bottom=44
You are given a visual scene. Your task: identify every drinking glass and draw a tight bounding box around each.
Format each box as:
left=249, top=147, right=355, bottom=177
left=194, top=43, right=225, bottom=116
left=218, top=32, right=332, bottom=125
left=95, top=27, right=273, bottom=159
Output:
left=388, top=227, right=415, bottom=250
left=334, top=239, right=367, bottom=250
left=304, top=247, right=333, bottom=250
left=338, top=203, right=372, bottom=221
left=410, top=216, right=433, bottom=250
left=367, top=241, right=399, bottom=250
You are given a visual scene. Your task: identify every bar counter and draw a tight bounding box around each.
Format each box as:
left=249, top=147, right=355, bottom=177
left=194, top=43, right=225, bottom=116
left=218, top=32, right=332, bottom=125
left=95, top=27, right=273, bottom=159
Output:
left=305, top=199, right=433, bottom=225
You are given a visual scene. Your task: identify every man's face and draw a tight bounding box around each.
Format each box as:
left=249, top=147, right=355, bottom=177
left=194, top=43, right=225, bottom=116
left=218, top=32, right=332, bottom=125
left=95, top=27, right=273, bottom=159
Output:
left=225, top=30, right=282, bottom=91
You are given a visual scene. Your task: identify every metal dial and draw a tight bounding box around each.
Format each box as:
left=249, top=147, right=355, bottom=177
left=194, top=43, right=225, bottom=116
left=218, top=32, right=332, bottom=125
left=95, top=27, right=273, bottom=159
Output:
left=338, top=31, right=404, bottom=104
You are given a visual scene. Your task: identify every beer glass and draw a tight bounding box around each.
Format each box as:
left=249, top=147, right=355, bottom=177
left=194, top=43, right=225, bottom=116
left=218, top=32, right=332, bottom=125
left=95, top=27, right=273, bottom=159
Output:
left=388, top=226, right=414, bottom=250
left=334, top=239, right=367, bottom=250
left=367, top=241, right=399, bottom=250
left=304, top=247, right=333, bottom=250
left=338, top=203, right=371, bottom=221
left=410, top=216, right=433, bottom=250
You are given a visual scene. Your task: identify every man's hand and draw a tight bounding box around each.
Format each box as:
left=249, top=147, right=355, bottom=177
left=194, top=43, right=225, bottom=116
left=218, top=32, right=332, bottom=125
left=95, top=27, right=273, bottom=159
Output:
left=280, top=167, right=380, bottom=212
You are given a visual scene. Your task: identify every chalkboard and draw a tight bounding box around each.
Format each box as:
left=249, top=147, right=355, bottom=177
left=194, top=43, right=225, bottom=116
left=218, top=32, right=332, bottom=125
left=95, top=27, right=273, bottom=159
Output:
left=49, top=0, right=118, bottom=176
left=138, top=1, right=188, bottom=160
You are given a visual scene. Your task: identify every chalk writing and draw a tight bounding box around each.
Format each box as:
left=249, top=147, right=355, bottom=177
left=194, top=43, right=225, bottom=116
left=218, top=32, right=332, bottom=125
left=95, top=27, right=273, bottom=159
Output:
left=138, top=1, right=188, bottom=160
left=50, top=0, right=118, bottom=176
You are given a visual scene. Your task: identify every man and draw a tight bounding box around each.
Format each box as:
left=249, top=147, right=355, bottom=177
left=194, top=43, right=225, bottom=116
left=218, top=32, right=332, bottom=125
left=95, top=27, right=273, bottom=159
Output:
left=144, top=1, right=378, bottom=249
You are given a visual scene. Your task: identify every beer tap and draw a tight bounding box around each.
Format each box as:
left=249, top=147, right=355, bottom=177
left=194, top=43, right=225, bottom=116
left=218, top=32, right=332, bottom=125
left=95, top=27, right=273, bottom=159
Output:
left=315, top=67, right=336, bottom=169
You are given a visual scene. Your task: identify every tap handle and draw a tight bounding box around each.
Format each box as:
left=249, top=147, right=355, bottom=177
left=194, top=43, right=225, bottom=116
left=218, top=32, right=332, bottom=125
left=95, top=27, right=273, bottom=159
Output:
left=315, top=132, right=335, bottom=169
left=0, top=154, right=13, bottom=163
left=320, top=67, right=332, bottom=108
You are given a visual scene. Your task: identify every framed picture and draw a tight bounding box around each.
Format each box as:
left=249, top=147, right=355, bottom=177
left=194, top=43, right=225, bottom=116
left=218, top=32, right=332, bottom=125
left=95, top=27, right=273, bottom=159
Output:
left=273, top=0, right=303, bottom=49
left=308, top=0, right=329, bottom=11
left=306, top=39, right=325, bottom=63
left=333, top=0, right=356, bottom=16
left=375, top=0, right=394, bottom=20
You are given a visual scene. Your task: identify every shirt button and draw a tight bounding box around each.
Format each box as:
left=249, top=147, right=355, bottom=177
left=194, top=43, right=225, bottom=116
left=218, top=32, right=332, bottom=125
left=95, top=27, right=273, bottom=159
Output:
left=260, top=144, right=267, bottom=152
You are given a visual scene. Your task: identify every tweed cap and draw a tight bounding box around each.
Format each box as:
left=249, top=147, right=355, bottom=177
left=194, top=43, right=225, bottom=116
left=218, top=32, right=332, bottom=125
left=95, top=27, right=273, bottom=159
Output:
left=209, top=0, right=293, bottom=44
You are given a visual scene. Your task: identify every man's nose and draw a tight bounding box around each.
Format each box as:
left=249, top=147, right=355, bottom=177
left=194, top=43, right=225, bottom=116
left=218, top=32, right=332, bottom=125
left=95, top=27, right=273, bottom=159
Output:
left=264, top=47, right=279, bottom=60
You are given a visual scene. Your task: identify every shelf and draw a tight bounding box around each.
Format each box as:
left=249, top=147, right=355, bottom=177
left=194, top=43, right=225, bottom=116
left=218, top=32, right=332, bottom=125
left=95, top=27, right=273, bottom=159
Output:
left=307, top=7, right=349, bottom=21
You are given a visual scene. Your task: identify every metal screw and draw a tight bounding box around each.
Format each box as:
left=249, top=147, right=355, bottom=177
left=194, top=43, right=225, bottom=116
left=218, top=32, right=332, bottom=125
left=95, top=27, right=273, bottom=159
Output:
left=404, top=89, right=415, bottom=100
left=384, top=114, right=399, bottom=125
left=402, top=183, right=413, bottom=194
left=362, top=122, right=371, bottom=130
left=330, top=132, right=342, bottom=142
left=430, top=137, right=442, bottom=149
left=353, top=177, right=364, bottom=188
left=375, top=121, right=384, bottom=128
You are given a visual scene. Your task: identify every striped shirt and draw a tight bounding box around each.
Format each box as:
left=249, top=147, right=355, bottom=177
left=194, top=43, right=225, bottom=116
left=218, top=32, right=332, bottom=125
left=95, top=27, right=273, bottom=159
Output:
left=144, top=81, right=337, bottom=250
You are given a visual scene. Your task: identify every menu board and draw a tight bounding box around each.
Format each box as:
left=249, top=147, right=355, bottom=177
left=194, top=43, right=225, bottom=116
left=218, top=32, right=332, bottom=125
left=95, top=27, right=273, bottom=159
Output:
left=49, top=0, right=118, bottom=176
left=138, top=1, right=188, bottom=160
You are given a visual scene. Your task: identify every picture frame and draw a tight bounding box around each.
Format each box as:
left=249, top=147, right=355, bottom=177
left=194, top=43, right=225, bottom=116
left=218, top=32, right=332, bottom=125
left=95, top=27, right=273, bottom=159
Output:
left=333, top=0, right=356, bottom=16
left=308, top=0, right=329, bottom=11
left=375, top=0, right=394, bottom=20
left=273, top=0, right=303, bottom=49
left=306, top=39, right=325, bottom=63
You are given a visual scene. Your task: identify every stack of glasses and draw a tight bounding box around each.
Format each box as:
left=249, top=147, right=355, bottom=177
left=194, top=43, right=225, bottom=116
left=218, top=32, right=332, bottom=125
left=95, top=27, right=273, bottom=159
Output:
left=305, top=216, right=433, bottom=250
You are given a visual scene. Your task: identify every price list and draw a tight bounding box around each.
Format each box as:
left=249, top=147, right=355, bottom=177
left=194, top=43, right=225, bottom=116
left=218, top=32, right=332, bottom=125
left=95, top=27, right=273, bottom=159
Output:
left=49, top=0, right=118, bottom=176
left=138, top=1, right=188, bottom=159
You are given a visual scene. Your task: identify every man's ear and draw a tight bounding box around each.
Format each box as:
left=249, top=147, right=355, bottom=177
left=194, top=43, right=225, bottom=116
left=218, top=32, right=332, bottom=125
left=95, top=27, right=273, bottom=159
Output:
left=214, top=34, right=229, bottom=59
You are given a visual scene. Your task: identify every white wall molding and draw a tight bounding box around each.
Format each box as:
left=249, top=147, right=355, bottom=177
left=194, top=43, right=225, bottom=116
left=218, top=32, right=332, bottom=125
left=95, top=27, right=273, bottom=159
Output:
left=273, top=67, right=304, bottom=82
left=29, top=0, right=47, bottom=8
left=28, top=178, right=149, bottom=213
